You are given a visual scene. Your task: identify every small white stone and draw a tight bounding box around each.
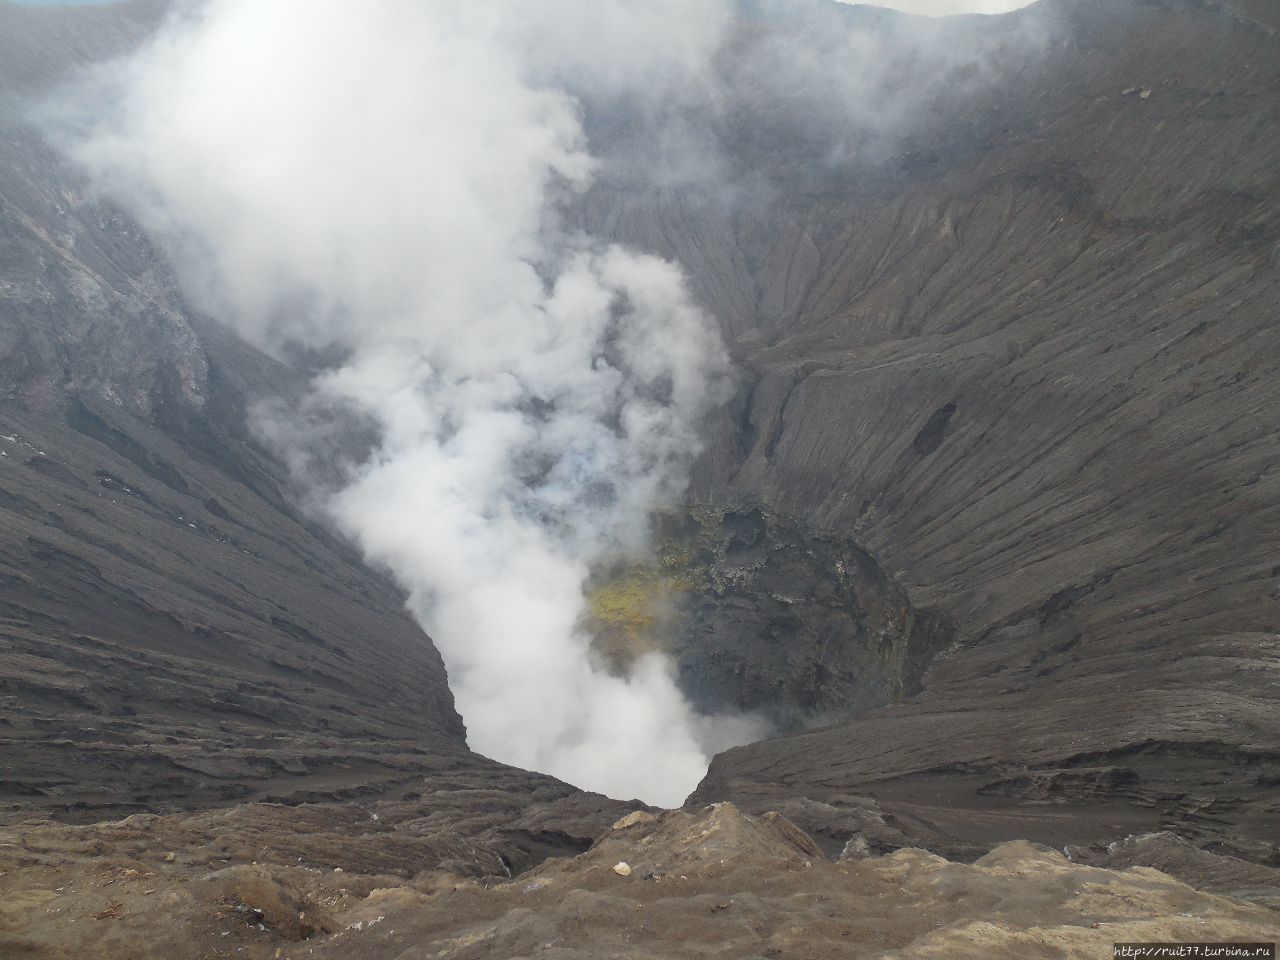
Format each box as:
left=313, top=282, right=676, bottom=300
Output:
left=612, top=861, right=633, bottom=877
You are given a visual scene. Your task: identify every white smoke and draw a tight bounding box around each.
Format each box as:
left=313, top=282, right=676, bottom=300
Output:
left=58, top=0, right=1048, bottom=805
left=67, top=0, right=768, bottom=806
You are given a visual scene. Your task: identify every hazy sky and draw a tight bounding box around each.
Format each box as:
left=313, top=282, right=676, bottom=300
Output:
left=844, top=0, right=1033, bottom=11
left=14, top=0, right=1035, bottom=10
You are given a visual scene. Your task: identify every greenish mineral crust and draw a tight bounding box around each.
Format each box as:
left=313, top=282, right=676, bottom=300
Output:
left=583, top=505, right=951, bottom=731
left=581, top=510, right=705, bottom=672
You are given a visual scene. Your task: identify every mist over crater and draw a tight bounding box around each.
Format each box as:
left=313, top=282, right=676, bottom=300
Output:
left=3, top=3, right=1280, bottom=955
left=49, top=0, right=1061, bottom=804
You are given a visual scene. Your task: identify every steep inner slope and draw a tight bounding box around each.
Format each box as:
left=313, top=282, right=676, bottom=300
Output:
left=0, top=0, right=522, bottom=823
left=594, top=0, right=1279, bottom=861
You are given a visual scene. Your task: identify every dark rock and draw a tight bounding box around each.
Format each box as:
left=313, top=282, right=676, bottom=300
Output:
left=588, top=506, right=951, bottom=732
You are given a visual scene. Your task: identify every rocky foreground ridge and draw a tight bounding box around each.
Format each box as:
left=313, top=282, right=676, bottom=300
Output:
left=1, top=802, right=1277, bottom=959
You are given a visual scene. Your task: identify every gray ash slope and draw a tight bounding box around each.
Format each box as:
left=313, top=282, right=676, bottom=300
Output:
left=0, top=0, right=1277, bottom=876
left=0, top=0, right=546, bottom=826
left=655, top=0, right=1278, bottom=862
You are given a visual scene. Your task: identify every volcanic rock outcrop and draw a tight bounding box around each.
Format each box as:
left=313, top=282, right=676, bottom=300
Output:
left=2, top=802, right=1276, bottom=959
left=586, top=505, right=950, bottom=732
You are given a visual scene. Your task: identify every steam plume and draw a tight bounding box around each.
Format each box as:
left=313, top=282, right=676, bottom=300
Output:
left=59, top=0, right=1046, bottom=804
left=67, top=0, right=768, bottom=806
